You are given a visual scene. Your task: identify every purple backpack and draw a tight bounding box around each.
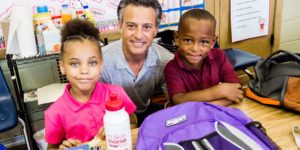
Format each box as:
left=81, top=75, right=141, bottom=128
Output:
left=136, top=102, right=279, bottom=150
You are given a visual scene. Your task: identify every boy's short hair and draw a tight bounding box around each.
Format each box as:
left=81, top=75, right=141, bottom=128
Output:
left=178, top=9, right=216, bottom=35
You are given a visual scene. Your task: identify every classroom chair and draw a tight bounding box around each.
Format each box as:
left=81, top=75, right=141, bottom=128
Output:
left=0, top=66, right=31, bottom=150
left=213, top=41, right=262, bottom=80
left=223, top=48, right=262, bottom=79
left=156, top=30, right=178, bottom=53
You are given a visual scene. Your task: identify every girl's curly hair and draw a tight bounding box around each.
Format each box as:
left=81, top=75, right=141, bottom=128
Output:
left=60, top=19, right=101, bottom=57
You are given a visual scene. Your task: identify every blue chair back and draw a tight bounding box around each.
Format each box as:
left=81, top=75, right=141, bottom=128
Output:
left=214, top=41, right=262, bottom=79
left=0, top=66, right=18, bottom=132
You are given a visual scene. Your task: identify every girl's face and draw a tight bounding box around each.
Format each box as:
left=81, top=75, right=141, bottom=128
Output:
left=176, top=18, right=216, bottom=69
left=59, top=40, right=103, bottom=95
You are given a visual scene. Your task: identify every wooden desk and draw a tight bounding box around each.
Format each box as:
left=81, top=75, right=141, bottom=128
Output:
left=231, top=99, right=300, bottom=150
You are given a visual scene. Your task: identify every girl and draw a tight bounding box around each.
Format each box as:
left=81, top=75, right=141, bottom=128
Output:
left=45, top=19, right=136, bottom=149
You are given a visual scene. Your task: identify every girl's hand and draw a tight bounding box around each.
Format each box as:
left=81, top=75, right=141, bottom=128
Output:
left=58, top=139, right=81, bottom=150
left=87, top=127, right=106, bottom=148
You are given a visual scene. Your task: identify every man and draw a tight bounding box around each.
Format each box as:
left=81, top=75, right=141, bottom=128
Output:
left=101, top=0, right=174, bottom=126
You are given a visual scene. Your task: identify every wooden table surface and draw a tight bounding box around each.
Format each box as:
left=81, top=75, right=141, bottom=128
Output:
left=231, top=98, right=300, bottom=150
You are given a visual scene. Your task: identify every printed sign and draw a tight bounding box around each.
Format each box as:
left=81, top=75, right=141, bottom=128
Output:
left=231, top=0, right=269, bottom=42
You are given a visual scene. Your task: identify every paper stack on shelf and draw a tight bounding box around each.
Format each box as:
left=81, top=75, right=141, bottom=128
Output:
left=36, top=83, right=66, bottom=105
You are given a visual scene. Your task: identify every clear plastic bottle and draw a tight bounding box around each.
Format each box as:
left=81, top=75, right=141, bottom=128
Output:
left=61, top=4, right=73, bottom=24
left=103, top=93, right=132, bottom=150
left=33, top=5, right=52, bottom=31
left=36, top=24, right=46, bottom=55
left=83, top=5, right=96, bottom=25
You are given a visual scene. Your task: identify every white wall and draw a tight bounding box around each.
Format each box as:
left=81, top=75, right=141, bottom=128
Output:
left=279, top=0, right=300, bottom=52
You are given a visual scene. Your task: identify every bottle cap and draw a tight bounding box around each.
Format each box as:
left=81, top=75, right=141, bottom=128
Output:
left=52, top=15, right=61, bottom=19
left=83, top=5, right=89, bottom=9
left=62, top=4, right=68, bottom=9
left=105, top=93, right=124, bottom=111
left=76, top=10, right=84, bottom=15
left=37, top=6, right=48, bottom=13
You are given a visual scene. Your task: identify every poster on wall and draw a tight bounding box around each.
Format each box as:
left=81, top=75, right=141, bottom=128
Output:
left=231, top=0, right=269, bottom=42
left=159, top=0, right=204, bottom=31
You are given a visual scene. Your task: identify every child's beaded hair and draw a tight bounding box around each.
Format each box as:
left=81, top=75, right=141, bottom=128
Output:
left=60, top=19, right=101, bottom=58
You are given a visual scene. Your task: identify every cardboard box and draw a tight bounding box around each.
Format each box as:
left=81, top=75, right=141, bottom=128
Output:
left=1, top=20, right=9, bottom=45
left=0, top=48, right=5, bottom=59
left=0, top=20, right=9, bottom=59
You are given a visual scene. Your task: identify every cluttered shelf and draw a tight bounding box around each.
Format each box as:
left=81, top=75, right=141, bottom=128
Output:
left=5, top=53, right=68, bottom=149
left=6, top=53, right=60, bottom=64
left=6, top=53, right=67, bottom=83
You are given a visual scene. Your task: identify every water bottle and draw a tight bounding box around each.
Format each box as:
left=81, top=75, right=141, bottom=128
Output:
left=61, top=4, right=73, bottom=24
left=82, top=5, right=96, bottom=25
left=33, top=5, right=52, bottom=31
left=103, top=93, right=132, bottom=150
left=36, top=24, right=46, bottom=55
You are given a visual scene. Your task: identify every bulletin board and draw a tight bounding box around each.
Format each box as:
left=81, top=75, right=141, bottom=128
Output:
left=0, top=0, right=205, bottom=35
left=159, top=0, right=205, bottom=30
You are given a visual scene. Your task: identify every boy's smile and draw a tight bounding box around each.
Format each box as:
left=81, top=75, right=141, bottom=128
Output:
left=176, top=18, right=216, bottom=69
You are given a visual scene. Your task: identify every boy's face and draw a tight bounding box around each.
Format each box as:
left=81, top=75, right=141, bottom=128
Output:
left=120, top=4, right=158, bottom=57
left=60, top=40, right=103, bottom=94
left=176, top=18, right=216, bottom=69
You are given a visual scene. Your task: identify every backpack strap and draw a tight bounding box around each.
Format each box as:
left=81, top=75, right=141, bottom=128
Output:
left=215, top=121, right=263, bottom=150
left=259, top=50, right=300, bottom=67
left=246, top=121, right=280, bottom=150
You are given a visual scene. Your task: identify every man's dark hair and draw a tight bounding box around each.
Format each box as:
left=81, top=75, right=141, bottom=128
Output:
left=117, top=0, right=162, bottom=27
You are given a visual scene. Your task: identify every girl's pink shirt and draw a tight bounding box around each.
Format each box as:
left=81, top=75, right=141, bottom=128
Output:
left=45, top=81, right=136, bottom=144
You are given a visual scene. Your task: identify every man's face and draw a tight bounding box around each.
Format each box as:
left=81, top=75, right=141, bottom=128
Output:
left=120, top=4, right=158, bottom=57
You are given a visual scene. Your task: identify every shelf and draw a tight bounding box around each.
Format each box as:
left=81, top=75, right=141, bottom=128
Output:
left=8, top=53, right=60, bottom=65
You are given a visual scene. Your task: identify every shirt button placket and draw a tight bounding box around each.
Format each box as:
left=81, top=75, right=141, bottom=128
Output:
left=89, top=106, right=98, bottom=133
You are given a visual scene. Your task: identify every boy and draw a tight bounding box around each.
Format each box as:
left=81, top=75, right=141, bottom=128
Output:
left=164, top=9, right=243, bottom=106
